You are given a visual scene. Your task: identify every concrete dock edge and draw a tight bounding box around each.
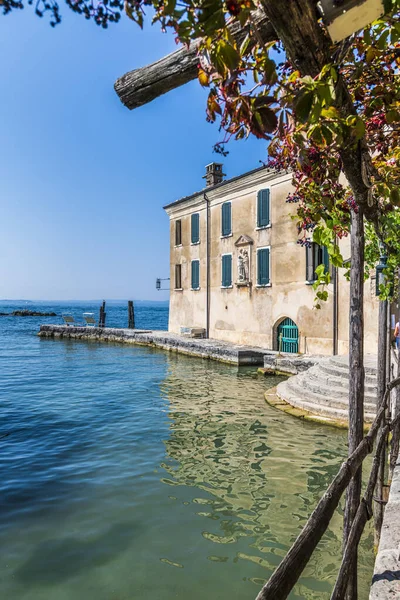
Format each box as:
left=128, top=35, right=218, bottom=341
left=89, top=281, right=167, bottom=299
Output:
left=370, top=459, right=400, bottom=599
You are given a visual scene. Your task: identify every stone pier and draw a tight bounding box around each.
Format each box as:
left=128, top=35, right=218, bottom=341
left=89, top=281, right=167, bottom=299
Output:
left=38, top=325, right=267, bottom=366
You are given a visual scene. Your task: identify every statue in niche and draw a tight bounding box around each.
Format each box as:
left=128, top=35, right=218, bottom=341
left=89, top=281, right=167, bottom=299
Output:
left=242, top=250, right=249, bottom=281
left=238, top=255, right=246, bottom=282
left=237, top=249, right=250, bottom=282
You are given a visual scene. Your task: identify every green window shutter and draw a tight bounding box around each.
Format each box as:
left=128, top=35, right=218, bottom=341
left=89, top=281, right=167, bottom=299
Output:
left=257, top=248, right=270, bottom=285
left=222, top=255, right=232, bottom=287
left=306, top=244, right=314, bottom=282
left=191, top=213, right=199, bottom=244
left=221, top=202, right=231, bottom=236
left=257, top=189, right=270, bottom=227
left=175, top=264, right=182, bottom=289
left=191, top=260, right=200, bottom=289
left=175, top=220, right=182, bottom=246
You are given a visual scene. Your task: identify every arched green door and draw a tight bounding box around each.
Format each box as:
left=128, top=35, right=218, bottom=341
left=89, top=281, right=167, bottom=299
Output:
left=277, top=318, right=299, bottom=353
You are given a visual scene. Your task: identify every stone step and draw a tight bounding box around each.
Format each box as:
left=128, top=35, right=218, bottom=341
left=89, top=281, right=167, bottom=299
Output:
left=306, top=368, right=378, bottom=395
left=327, top=354, right=378, bottom=376
left=277, top=381, right=376, bottom=423
left=274, top=353, right=378, bottom=424
left=298, top=368, right=377, bottom=400
left=318, top=360, right=377, bottom=386
left=285, top=376, right=377, bottom=414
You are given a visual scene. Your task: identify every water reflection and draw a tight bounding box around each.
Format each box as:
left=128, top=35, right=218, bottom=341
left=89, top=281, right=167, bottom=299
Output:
left=0, top=325, right=374, bottom=600
left=160, top=356, right=374, bottom=599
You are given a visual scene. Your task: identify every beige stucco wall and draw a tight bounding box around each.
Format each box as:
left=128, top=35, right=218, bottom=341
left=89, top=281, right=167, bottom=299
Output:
left=166, top=167, right=379, bottom=355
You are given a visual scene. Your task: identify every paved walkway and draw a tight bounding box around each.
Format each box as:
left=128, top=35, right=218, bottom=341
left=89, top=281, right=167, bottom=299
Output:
left=370, top=459, right=400, bottom=599
left=38, top=325, right=268, bottom=365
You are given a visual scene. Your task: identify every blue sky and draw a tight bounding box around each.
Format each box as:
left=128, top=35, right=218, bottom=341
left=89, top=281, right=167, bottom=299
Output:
left=0, top=6, right=267, bottom=301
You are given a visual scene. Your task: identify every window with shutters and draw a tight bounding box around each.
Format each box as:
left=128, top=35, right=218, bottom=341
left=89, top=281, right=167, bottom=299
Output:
left=257, top=247, right=270, bottom=286
left=305, top=243, right=329, bottom=283
left=221, top=254, right=232, bottom=288
left=221, top=202, right=232, bottom=237
left=191, top=260, right=200, bottom=290
left=175, top=264, right=182, bottom=290
left=257, top=189, right=270, bottom=228
left=175, top=220, right=182, bottom=246
left=191, top=213, right=200, bottom=244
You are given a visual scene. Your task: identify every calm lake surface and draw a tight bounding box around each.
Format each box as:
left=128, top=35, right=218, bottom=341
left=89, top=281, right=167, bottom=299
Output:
left=0, top=301, right=373, bottom=599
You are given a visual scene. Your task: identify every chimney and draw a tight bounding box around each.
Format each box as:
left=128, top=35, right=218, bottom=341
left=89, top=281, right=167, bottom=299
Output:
left=203, top=162, right=225, bottom=187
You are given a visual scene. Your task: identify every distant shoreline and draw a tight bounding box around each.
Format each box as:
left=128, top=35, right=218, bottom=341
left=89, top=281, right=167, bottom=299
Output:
left=0, top=299, right=169, bottom=305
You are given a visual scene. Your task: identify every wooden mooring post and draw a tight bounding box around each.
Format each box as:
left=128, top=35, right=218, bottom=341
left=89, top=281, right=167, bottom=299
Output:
left=128, top=301, right=135, bottom=329
left=99, top=301, right=106, bottom=328
left=343, top=208, right=365, bottom=600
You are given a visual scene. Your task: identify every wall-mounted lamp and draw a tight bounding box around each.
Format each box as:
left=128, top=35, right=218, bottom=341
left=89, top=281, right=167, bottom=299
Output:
left=156, top=277, right=170, bottom=291
left=375, top=251, right=387, bottom=297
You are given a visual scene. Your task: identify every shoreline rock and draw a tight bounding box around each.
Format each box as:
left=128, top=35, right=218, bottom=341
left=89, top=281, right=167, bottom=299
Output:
left=0, top=310, right=57, bottom=317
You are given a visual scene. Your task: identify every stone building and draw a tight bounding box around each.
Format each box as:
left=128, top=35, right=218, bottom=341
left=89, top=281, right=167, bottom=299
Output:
left=164, top=163, right=379, bottom=355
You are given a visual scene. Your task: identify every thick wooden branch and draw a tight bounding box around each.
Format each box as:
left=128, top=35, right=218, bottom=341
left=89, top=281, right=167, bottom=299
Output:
left=114, top=11, right=277, bottom=110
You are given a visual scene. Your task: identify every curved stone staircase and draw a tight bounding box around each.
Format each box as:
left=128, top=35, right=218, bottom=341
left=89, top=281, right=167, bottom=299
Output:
left=276, top=354, right=378, bottom=423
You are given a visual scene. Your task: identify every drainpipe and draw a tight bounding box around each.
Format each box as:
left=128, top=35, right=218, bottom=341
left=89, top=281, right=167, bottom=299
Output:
left=332, top=235, right=339, bottom=355
left=204, top=192, right=210, bottom=339
left=333, top=263, right=338, bottom=355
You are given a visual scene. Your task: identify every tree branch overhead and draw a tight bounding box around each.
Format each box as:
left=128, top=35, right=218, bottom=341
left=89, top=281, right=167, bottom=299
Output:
left=114, top=10, right=277, bottom=110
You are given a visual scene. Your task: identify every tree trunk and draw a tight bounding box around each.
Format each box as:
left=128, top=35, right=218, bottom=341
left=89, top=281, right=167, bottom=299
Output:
left=343, top=207, right=364, bottom=600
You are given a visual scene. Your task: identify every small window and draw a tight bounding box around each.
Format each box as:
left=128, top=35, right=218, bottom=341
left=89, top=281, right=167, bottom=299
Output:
left=257, top=248, right=270, bottom=286
left=175, top=264, right=182, bottom=289
left=306, top=243, right=329, bottom=283
left=175, top=220, right=182, bottom=246
left=257, top=189, right=270, bottom=228
left=191, top=260, right=200, bottom=290
left=191, top=213, right=200, bottom=244
left=221, top=255, right=232, bottom=287
left=221, top=202, right=232, bottom=237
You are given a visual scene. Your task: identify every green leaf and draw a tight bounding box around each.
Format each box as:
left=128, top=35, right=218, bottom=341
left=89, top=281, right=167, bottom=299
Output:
left=218, top=40, right=240, bottom=71
left=198, top=69, right=209, bottom=87
left=386, top=109, right=400, bottom=124
left=255, top=107, right=278, bottom=133
left=390, top=188, right=400, bottom=206
left=321, top=106, right=340, bottom=119
left=346, top=115, right=357, bottom=126
left=377, top=28, right=390, bottom=49
left=253, top=95, right=275, bottom=109
left=295, top=91, right=314, bottom=124
left=321, top=124, right=333, bottom=145
left=363, top=28, right=372, bottom=45
left=301, top=75, right=314, bottom=87
left=263, top=58, right=277, bottom=85
left=240, top=34, right=251, bottom=56
left=354, top=117, right=365, bottom=140
left=316, top=290, right=328, bottom=302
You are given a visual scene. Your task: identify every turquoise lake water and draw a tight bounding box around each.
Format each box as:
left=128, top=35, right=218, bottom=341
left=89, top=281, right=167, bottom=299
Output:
left=0, top=301, right=374, bottom=599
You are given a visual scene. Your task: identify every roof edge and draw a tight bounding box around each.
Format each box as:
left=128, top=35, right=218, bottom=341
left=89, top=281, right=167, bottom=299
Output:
left=163, top=164, right=287, bottom=211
